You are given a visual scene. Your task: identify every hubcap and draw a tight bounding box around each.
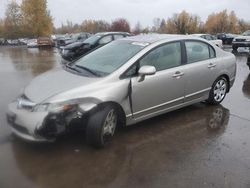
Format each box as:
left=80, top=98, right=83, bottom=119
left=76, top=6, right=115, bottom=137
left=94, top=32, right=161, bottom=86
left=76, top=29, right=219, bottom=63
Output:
left=209, top=108, right=223, bottom=129
left=102, top=109, right=117, bottom=136
left=213, top=79, right=227, bottom=102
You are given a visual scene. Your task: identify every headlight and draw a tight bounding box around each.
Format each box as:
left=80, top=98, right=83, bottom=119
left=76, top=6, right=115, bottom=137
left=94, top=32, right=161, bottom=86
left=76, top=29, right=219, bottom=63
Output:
left=33, top=102, right=76, bottom=113
left=245, top=39, right=250, bottom=42
left=232, top=38, right=236, bottom=42
left=33, top=103, right=49, bottom=112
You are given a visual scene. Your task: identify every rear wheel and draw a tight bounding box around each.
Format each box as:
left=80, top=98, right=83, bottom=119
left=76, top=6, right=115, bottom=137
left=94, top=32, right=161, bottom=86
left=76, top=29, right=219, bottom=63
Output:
left=207, top=77, right=228, bottom=105
left=86, top=105, right=118, bottom=148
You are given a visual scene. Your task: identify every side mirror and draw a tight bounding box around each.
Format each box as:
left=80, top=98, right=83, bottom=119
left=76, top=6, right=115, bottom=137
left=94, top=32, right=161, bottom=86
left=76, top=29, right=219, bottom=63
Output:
left=138, top=65, right=156, bottom=82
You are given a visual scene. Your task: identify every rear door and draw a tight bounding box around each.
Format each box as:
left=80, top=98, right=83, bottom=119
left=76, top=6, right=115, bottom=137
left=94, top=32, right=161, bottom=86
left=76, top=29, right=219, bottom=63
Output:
left=183, top=40, right=219, bottom=102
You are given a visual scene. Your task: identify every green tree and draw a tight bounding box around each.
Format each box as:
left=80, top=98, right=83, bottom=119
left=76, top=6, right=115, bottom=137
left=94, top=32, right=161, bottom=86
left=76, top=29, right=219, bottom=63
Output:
left=4, top=0, right=22, bottom=39
left=21, top=0, right=53, bottom=37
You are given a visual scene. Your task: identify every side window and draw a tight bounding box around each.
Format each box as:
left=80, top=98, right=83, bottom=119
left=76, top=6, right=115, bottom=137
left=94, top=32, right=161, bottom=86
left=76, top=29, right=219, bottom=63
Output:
left=185, top=41, right=210, bottom=63
left=200, top=35, right=206, bottom=39
left=113, top=34, right=124, bottom=40
left=211, top=35, right=217, bottom=40
left=138, top=42, right=181, bottom=71
left=205, top=35, right=213, bottom=40
left=209, top=46, right=215, bottom=58
left=99, top=35, right=112, bottom=45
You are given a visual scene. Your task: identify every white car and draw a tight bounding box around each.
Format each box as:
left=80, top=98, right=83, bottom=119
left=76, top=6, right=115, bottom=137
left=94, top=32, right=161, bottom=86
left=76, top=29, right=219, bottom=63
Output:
left=192, top=34, right=223, bottom=48
left=27, top=39, right=38, bottom=48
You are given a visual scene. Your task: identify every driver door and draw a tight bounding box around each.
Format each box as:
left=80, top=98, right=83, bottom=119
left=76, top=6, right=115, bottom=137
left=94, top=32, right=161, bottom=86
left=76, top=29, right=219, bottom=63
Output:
left=131, top=42, right=186, bottom=119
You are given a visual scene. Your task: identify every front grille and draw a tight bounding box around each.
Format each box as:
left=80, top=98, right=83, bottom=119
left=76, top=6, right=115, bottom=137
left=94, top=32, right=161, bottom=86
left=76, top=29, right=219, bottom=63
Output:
left=236, top=39, right=246, bottom=42
left=17, top=95, right=36, bottom=110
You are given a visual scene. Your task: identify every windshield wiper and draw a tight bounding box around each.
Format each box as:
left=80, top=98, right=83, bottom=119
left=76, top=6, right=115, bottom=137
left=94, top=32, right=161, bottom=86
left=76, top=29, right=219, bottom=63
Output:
left=65, top=63, right=81, bottom=73
left=75, top=65, right=101, bottom=77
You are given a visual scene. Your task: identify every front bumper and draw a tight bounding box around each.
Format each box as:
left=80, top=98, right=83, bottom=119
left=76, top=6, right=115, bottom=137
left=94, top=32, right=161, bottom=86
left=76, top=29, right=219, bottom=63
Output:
left=7, top=101, right=86, bottom=142
left=6, top=101, right=54, bottom=142
left=7, top=102, right=54, bottom=142
left=6, top=100, right=81, bottom=142
left=232, top=41, right=250, bottom=48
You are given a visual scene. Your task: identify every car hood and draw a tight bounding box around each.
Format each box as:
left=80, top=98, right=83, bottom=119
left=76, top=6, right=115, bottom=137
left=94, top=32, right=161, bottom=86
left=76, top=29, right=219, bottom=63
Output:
left=24, top=67, right=99, bottom=103
left=64, top=42, right=86, bottom=49
left=65, top=39, right=76, bottom=45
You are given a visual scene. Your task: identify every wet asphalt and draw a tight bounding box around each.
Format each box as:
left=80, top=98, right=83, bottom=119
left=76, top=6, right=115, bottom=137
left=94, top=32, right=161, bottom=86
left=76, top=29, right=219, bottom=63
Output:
left=0, top=46, right=250, bottom=188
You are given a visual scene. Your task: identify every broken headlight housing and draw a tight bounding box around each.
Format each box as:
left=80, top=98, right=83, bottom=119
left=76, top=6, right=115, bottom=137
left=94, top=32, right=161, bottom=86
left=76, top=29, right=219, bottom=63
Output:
left=33, top=101, right=77, bottom=113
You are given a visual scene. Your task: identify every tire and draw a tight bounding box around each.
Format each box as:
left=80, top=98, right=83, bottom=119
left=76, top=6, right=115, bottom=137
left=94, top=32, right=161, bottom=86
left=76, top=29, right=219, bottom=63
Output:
left=207, top=77, right=228, bottom=105
left=86, top=105, right=118, bottom=148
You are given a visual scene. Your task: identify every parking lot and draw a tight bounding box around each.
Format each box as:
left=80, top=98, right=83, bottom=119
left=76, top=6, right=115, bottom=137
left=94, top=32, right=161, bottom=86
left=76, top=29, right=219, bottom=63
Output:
left=0, top=46, right=250, bottom=188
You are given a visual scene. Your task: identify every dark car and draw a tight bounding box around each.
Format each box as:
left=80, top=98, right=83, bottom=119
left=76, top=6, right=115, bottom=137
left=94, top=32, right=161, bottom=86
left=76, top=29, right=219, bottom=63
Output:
left=217, top=33, right=235, bottom=45
left=61, top=32, right=131, bottom=61
left=57, top=32, right=91, bottom=47
left=232, top=30, right=250, bottom=51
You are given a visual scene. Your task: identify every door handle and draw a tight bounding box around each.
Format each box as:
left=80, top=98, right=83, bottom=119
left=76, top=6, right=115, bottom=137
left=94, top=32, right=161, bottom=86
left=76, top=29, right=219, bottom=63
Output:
left=208, top=63, right=216, bottom=68
left=172, top=71, right=184, bottom=78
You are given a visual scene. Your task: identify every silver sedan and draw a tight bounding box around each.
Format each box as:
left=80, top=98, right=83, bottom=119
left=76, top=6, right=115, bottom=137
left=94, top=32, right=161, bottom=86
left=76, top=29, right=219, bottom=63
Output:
left=7, top=34, right=236, bottom=148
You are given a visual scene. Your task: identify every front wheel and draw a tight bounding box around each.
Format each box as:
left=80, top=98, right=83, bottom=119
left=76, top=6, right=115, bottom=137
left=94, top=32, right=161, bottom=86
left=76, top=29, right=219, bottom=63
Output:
left=207, top=77, right=228, bottom=105
left=86, top=105, right=118, bottom=148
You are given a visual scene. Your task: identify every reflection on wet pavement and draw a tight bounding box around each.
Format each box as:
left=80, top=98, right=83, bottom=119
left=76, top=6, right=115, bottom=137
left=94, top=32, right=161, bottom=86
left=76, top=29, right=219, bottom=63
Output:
left=0, top=47, right=59, bottom=76
left=0, top=47, right=250, bottom=188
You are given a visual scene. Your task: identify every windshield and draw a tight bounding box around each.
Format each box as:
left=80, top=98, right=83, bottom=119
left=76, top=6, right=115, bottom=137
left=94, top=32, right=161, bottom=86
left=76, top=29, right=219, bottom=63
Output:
left=72, top=34, right=80, bottom=40
left=83, top=35, right=102, bottom=45
left=242, top=30, right=250, bottom=36
left=73, top=40, right=147, bottom=76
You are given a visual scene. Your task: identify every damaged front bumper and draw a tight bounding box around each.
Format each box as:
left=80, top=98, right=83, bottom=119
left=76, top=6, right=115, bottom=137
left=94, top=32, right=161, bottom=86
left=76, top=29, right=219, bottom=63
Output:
left=6, top=101, right=83, bottom=142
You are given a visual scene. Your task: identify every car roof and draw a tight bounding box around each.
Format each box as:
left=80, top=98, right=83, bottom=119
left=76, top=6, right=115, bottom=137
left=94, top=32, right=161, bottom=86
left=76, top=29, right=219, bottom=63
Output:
left=95, top=32, right=130, bottom=36
left=191, top=34, right=209, bottom=37
left=121, top=34, right=199, bottom=44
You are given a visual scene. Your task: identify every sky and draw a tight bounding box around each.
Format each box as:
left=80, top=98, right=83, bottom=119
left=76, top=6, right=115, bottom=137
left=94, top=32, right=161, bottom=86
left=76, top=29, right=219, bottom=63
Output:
left=0, top=0, right=250, bottom=28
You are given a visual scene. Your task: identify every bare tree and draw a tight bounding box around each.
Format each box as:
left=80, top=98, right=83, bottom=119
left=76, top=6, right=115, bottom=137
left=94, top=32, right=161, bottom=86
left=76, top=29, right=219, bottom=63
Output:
left=110, top=18, right=130, bottom=32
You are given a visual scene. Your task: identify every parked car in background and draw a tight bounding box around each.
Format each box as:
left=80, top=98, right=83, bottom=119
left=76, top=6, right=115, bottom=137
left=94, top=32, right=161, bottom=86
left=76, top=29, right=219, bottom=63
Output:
left=0, top=38, right=28, bottom=45
left=18, top=38, right=29, bottom=45
left=192, top=34, right=223, bottom=48
left=7, top=34, right=236, bottom=148
left=27, top=39, right=38, bottom=48
left=37, top=37, right=55, bottom=47
left=61, top=32, right=131, bottom=61
left=0, top=38, right=5, bottom=45
left=57, top=32, right=91, bottom=47
left=232, top=30, right=250, bottom=51
left=217, top=33, right=235, bottom=45
left=6, top=39, right=20, bottom=45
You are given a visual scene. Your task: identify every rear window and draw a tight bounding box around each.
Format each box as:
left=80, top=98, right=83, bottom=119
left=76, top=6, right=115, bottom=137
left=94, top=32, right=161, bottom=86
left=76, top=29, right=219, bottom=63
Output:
left=185, top=41, right=215, bottom=63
